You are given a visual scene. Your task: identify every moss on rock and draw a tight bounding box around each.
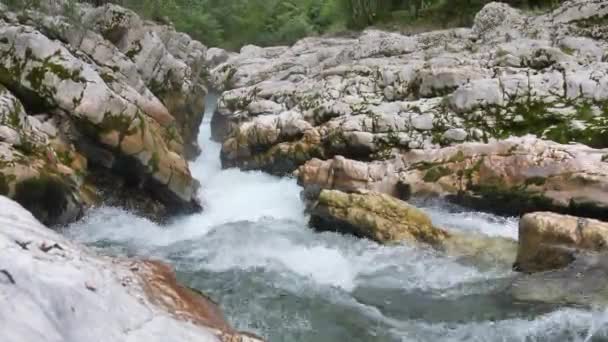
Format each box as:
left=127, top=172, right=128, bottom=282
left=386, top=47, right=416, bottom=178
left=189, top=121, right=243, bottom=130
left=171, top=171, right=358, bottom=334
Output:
left=310, top=189, right=449, bottom=245
left=423, top=165, right=451, bottom=182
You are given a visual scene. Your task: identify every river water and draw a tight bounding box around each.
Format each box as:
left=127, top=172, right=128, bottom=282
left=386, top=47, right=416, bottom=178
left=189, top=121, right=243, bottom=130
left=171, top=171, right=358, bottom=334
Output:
left=64, top=94, right=608, bottom=342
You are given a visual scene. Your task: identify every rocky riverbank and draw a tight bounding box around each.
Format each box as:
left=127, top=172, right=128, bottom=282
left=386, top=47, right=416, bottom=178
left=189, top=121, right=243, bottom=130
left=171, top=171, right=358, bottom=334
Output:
left=2, top=0, right=608, bottom=339
left=208, top=0, right=608, bottom=308
left=0, top=195, right=262, bottom=342
left=210, top=0, right=608, bottom=178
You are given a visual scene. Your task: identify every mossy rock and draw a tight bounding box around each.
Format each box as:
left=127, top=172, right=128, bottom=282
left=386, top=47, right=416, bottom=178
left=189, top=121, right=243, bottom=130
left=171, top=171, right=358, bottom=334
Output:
left=311, top=189, right=449, bottom=245
left=423, top=165, right=451, bottom=182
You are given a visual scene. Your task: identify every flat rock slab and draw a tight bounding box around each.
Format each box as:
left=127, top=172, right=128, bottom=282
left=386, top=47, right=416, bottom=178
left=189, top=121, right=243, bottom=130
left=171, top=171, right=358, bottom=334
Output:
left=0, top=195, right=262, bottom=342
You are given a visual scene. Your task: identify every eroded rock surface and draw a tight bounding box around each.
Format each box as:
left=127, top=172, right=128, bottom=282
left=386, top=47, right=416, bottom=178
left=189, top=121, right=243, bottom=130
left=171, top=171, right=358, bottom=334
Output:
left=0, top=195, right=263, bottom=342
left=0, top=84, right=87, bottom=225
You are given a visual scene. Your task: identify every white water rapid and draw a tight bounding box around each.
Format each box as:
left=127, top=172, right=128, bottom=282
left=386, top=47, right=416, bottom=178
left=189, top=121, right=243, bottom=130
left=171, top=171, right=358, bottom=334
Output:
left=64, top=94, right=608, bottom=342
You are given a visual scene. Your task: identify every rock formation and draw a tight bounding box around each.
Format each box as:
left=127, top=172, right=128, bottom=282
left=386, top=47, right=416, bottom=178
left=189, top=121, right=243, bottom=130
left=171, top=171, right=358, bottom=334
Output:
left=307, top=188, right=449, bottom=244
left=0, top=195, right=262, bottom=342
left=305, top=187, right=518, bottom=266
left=210, top=0, right=608, bottom=177
left=0, top=1, right=218, bottom=224
left=515, top=212, right=608, bottom=273
left=298, top=135, right=608, bottom=218
left=2, top=0, right=608, bottom=329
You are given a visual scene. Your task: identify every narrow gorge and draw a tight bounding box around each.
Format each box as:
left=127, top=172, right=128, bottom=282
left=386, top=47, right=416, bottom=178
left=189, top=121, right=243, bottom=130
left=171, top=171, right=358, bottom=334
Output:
left=2, top=0, right=608, bottom=341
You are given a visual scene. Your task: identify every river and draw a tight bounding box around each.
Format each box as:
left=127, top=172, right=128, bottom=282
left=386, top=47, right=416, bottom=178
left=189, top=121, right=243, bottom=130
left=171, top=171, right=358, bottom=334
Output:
left=63, top=94, right=608, bottom=342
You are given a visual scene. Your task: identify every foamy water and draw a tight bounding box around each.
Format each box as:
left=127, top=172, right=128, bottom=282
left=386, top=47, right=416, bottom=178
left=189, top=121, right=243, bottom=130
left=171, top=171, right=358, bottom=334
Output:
left=64, top=94, right=608, bottom=342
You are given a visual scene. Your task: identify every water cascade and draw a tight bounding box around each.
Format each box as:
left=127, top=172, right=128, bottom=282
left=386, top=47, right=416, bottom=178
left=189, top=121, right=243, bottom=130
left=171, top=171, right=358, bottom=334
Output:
left=65, top=94, right=608, bottom=342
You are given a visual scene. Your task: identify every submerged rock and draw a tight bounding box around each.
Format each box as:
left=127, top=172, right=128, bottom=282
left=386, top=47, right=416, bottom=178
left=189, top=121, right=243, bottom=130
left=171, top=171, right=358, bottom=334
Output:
left=515, top=212, right=608, bottom=273
left=0, top=195, right=263, bottom=342
left=510, top=252, right=608, bottom=307
left=440, top=232, right=518, bottom=270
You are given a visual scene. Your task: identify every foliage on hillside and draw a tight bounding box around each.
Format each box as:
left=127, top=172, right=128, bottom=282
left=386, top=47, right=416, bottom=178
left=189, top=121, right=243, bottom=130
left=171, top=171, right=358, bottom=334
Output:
left=117, top=0, right=560, bottom=49
left=4, top=0, right=560, bottom=50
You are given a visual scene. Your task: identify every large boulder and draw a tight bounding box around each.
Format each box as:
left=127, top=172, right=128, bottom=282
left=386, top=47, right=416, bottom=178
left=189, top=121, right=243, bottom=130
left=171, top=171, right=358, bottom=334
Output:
left=515, top=212, right=608, bottom=273
left=209, top=0, right=608, bottom=175
left=0, top=195, right=263, bottom=342
left=0, top=85, right=86, bottom=225
left=296, top=156, right=405, bottom=198
left=472, top=1, right=527, bottom=43
left=307, top=188, right=449, bottom=245
left=305, top=188, right=518, bottom=265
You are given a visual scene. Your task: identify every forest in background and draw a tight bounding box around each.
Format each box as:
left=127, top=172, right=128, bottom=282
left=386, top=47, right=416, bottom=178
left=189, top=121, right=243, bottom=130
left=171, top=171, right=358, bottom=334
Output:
left=6, top=0, right=561, bottom=50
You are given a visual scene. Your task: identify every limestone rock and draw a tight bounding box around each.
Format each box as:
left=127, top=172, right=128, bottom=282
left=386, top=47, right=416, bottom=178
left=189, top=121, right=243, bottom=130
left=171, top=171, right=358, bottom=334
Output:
left=472, top=1, right=526, bottom=42
left=205, top=47, right=231, bottom=67
left=515, top=212, right=608, bottom=273
left=299, top=135, right=608, bottom=219
left=0, top=85, right=85, bottom=225
left=83, top=4, right=208, bottom=157
left=308, top=189, right=449, bottom=245
left=440, top=231, right=518, bottom=269
left=0, top=3, right=205, bottom=221
left=297, top=156, right=404, bottom=198
left=209, top=0, right=608, bottom=175
left=305, top=187, right=518, bottom=267
left=0, top=195, right=263, bottom=342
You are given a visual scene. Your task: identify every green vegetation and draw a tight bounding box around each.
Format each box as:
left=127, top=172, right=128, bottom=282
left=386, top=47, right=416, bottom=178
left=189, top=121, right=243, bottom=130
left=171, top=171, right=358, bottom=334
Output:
left=5, top=0, right=559, bottom=50
left=114, top=0, right=559, bottom=49
left=423, top=165, right=451, bottom=182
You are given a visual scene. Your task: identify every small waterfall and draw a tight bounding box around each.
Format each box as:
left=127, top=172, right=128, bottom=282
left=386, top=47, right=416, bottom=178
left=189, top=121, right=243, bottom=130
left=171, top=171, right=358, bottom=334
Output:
left=64, top=93, right=608, bottom=342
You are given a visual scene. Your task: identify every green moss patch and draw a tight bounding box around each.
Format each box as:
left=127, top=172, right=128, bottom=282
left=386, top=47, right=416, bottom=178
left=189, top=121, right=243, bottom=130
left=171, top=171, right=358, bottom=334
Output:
left=461, top=98, right=608, bottom=148
left=148, top=151, right=160, bottom=173
left=125, top=40, right=143, bottom=59
left=524, top=176, right=547, bottom=186
left=423, top=165, right=451, bottom=182
left=99, top=111, right=136, bottom=135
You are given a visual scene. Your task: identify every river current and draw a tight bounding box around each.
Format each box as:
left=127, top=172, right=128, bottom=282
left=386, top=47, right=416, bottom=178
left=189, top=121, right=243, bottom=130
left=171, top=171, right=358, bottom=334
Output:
left=64, top=94, right=608, bottom=342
